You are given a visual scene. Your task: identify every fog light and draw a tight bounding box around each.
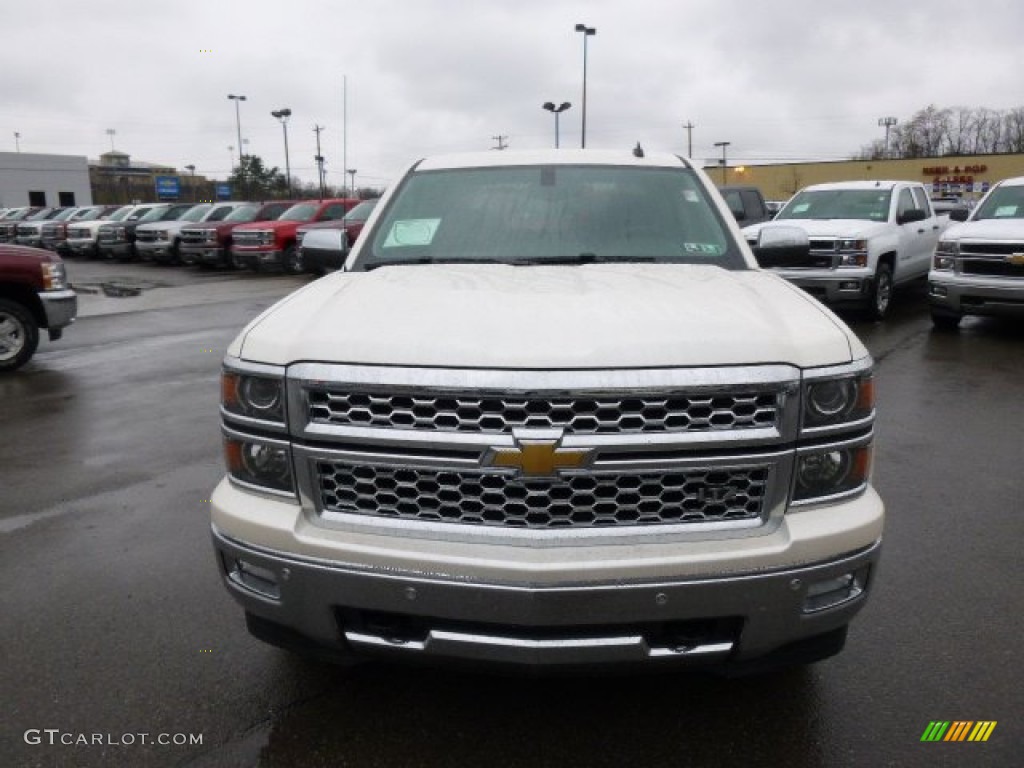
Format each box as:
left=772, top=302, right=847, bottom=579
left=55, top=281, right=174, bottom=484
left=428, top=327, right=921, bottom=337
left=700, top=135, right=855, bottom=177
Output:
left=930, top=284, right=948, bottom=297
left=227, top=556, right=281, bottom=599
left=803, top=567, right=868, bottom=612
left=839, top=281, right=860, bottom=291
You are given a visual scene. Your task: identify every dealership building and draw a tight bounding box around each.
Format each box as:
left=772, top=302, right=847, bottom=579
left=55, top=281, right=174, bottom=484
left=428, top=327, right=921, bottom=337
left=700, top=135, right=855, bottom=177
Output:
left=0, top=151, right=92, bottom=208
left=705, top=152, right=1024, bottom=203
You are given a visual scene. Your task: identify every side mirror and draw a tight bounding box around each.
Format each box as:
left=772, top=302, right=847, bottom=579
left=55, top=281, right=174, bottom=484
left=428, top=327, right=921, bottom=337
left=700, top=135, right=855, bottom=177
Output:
left=949, top=207, right=970, bottom=223
left=751, top=225, right=810, bottom=267
left=897, top=208, right=927, bottom=225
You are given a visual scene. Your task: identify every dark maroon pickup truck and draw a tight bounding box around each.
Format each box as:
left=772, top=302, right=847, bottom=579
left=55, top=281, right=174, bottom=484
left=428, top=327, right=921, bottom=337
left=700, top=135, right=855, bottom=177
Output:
left=0, top=244, right=77, bottom=371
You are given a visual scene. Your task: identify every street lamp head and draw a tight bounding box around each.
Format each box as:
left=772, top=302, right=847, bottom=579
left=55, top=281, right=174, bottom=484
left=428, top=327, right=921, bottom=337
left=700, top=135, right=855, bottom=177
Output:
left=542, top=102, right=556, bottom=112
left=575, top=23, right=596, bottom=35
left=272, top=108, right=292, bottom=120
left=558, top=102, right=571, bottom=112
left=185, top=164, right=195, bottom=172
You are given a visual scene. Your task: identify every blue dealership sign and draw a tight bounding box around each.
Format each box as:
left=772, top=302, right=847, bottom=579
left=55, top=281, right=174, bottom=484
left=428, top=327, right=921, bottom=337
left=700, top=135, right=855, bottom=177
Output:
left=155, top=175, right=181, bottom=199
left=215, top=183, right=232, bottom=200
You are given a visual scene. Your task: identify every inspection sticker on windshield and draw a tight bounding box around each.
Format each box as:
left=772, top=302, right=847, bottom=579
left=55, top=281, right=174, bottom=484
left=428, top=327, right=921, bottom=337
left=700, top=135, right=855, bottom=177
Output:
left=791, top=203, right=811, bottom=213
left=683, top=242, right=724, bottom=255
left=993, top=205, right=1019, bottom=218
left=382, top=218, right=441, bottom=247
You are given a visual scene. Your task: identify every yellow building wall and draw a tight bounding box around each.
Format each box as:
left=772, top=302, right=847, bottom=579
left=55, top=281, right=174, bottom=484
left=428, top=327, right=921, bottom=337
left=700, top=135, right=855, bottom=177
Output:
left=704, top=153, right=1024, bottom=204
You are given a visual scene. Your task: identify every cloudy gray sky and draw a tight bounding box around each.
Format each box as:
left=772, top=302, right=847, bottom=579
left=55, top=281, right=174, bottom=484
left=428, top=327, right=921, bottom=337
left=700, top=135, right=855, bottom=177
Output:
left=3, top=0, right=1022, bottom=189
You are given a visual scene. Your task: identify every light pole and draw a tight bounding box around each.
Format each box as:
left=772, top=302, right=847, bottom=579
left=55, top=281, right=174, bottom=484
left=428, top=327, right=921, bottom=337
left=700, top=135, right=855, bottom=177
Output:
left=106, top=128, right=116, bottom=152
left=271, top=108, right=292, bottom=196
left=542, top=102, right=572, bottom=148
left=184, top=164, right=196, bottom=201
left=228, top=145, right=235, bottom=170
left=347, top=169, right=357, bottom=198
left=878, top=116, right=898, bottom=159
left=574, top=23, right=596, bottom=148
left=228, top=94, right=246, bottom=195
left=13, top=132, right=20, bottom=153
left=714, top=141, right=731, bottom=185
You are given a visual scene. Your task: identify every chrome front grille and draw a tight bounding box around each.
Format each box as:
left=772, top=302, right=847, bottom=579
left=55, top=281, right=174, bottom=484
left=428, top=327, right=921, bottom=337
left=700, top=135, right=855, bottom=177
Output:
left=958, top=241, right=1024, bottom=256
left=181, top=228, right=215, bottom=244
left=135, top=230, right=159, bottom=242
left=233, top=230, right=268, bottom=246
left=306, top=390, right=779, bottom=434
left=960, top=259, right=1024, bottom=278
left=317, top=462, right=768, bottom=529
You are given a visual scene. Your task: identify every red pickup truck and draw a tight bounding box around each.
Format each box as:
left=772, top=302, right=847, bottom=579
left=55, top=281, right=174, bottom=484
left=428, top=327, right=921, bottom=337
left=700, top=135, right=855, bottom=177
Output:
left=0, top=244, right=77, bottom=372
left=230, top=198, right=358, bottom=273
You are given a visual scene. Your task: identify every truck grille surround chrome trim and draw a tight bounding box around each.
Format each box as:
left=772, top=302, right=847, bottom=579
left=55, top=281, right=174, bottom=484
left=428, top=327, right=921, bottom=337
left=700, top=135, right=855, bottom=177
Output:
left=279, top=364, right=807, bottom=539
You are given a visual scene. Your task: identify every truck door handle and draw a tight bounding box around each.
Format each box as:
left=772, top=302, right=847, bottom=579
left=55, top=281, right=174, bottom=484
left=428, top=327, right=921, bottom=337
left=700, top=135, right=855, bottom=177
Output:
left=917, top=228, right=926, bottom=234
left=932, top=225, right=940, bottom=230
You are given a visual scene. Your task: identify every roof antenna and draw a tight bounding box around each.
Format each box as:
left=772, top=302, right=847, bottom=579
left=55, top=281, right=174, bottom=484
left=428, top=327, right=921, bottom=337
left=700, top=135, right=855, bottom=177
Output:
left=632, top=142, right=645, bottom=158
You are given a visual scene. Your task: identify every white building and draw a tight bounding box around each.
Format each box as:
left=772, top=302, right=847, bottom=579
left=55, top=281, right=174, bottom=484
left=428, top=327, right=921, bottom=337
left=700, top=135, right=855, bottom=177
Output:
left=0, top=152, right=93, bottom=208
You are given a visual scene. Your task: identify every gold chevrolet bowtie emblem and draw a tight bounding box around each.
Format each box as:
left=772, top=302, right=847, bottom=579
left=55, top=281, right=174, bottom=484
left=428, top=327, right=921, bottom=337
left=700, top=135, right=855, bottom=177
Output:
left=489, top=440, right=592, bottom=477
left=1006, top=252, right=1024, bottom=266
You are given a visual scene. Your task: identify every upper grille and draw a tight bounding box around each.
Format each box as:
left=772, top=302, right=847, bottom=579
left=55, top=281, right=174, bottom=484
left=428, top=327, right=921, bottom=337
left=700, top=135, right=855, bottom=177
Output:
left=959, top=241, right=1024, bottom=256
left=135, top=230, right=159, bottom=242
left=97, top=229, right=118, bottom=243
left=306, top=389, right=780, bottom=434
left=233, top=230, right=269, bottom=246
left=181, top=228, right=215, bottom=244
left=317, top=462, right=768, bottom=529
left=67, top=227, right=92, bottom=239
left=960, top=259, right=1024, bottom=278
left=750, top=238, right=837, bottom=270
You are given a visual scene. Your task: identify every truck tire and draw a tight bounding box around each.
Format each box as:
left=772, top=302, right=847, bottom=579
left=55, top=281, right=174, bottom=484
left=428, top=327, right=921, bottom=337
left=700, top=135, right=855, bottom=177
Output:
left=867, top=262, right=893, bottom=320
left=283, top=245, right=303, bottom=275
left=0, top=298, right=40, bottom=373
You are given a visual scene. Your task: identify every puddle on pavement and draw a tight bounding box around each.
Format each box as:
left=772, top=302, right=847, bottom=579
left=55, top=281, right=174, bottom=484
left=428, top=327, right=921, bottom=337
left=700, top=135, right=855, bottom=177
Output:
left=72, top=277, right=172, bottom=298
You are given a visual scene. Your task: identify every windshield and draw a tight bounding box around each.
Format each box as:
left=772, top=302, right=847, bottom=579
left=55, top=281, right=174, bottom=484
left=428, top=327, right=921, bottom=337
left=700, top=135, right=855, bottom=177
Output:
left=27, top=209, right=55, bottom=221
left=76, top=207, right=104, bottom=221
left=159, top=204, right=197, bottom=221
left=278, top=203, right=318, bottom=222
left=53, top=208, right=79, bottom=221
left=344, top=199, right=378, bottom=222
left=224, top=204, right=260, bottom=222
left=179, top=204, right=212, bottom=222
left=137, top=207, right=169, bottom=222
left=971, top=184, right=1024, bottom=221
left=108, top=206, right=134, bottom=221
left=357, top=165, right=742, bottom=270
left=202, top=205, right=234, bottom=222
left=776, top=189, right=892, bottom=222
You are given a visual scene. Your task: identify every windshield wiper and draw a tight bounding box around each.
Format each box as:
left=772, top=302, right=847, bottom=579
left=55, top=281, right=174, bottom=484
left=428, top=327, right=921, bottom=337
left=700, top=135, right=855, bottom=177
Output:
left=515, top=254, right=659, bottom=265
left=363, top=257, right=511, bottom=271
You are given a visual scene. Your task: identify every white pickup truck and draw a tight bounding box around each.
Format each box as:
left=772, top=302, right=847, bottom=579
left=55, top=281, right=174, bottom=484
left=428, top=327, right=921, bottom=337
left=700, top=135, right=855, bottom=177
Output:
left=742, top=180, right=945, bottom=319
left=212, top=150, right=884, bottom=672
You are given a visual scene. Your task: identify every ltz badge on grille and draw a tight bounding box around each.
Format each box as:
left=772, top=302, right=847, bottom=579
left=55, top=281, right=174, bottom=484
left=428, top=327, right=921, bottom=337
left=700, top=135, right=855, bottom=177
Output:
left=486, top=437, right=593, bottom=477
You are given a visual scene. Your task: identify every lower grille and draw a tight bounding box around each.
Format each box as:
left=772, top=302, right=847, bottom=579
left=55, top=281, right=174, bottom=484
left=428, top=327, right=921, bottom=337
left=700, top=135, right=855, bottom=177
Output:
left=317, top=462, right=768, bottom=529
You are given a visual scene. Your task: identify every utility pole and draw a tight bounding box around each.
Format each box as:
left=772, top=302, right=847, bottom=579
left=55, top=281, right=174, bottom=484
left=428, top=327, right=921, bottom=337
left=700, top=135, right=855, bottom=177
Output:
left=13, top=132, right=20, bottom=153
left=347, top=169, right=357, bottom=198
left=313, top=125, right=326, bottom=200
left=491, top=134, right=509, bottom=150
left=683, top=121, right=695, bottom=158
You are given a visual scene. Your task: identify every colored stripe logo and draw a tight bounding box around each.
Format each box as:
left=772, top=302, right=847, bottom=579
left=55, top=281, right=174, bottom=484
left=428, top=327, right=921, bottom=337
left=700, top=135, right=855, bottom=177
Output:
left=921, top=721, right=997, bottom=742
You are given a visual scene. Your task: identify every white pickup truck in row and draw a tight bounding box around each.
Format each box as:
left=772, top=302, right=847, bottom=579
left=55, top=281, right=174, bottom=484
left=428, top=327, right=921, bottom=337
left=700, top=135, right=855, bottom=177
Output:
left=743, top=181, right=947, bottom=319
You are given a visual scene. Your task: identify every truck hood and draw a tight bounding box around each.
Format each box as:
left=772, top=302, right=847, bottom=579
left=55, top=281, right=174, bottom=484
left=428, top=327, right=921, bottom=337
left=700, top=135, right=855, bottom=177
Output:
left=235, top=264, right=860, bottom=369
left=234, top=220, right=302, bottom=232
left=942, top=218, right=1024, bottom=241
left=743, top=219, right=892, bottom=240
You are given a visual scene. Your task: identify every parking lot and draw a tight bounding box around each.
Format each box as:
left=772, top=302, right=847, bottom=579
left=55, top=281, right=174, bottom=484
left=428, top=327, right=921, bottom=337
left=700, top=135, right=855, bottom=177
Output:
left=1, top=261, right=1021, bottom=768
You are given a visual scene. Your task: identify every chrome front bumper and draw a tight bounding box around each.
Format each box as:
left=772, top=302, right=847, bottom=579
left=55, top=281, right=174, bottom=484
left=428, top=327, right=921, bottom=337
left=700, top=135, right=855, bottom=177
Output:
left=929, top=272, right=1024, bottom=318
left=212, top=523, right=880, bottom=667
left=39, top=289, right=78, bottom=336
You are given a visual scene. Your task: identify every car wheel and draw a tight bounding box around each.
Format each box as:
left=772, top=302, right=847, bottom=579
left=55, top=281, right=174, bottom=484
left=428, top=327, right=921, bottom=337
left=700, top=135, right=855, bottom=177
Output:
left=931, top=310, right=961, bottom=331
left=0, top=299, right=40, bottom=373
left=283, top=245, right=303, bottom=275
left=867, top=262, right=893, bottom=320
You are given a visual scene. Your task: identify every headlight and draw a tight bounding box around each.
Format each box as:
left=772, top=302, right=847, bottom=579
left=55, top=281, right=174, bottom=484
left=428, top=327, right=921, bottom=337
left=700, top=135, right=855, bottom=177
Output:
left=115, top=226, right=127, bottom=238
left=933, top=254, right=955, bottom=271
left=157, top=231, right=170, bottom=241
left=794, top=442, right=872, bottom=503
left=803, top=372, right=874, bottom=429
left=222, top=369, right=286, bottom=424
left=41, top=262, right=68, bottom=291
left=837, top=239, right=868, bottom=267
left=223, top=434, right=294, bottom=495
left=935, top=239, right=959, bottom=256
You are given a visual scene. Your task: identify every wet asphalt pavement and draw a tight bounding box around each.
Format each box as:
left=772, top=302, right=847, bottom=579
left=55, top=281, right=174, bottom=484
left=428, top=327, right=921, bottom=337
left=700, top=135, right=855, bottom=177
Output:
left=1, top=267, right=1021, bottom=768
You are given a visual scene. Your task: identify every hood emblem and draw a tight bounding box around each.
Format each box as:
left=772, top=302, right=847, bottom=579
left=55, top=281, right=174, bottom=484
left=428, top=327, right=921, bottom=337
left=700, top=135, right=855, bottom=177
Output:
left=1006, top=253, right=1024, bottom=266
left=486, top=436, right=592, bottom=477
